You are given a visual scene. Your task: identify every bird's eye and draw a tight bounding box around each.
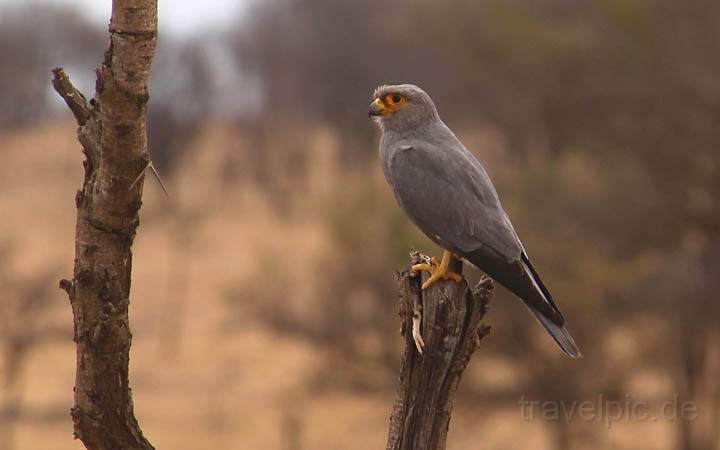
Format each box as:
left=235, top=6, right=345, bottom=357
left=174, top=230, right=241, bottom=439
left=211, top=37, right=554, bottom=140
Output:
left=385, top=94, right=405, bottom=107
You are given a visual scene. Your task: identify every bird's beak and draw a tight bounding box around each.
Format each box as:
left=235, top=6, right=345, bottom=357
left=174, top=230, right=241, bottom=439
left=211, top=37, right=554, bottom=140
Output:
left=368, top=97, right=387, bottom=117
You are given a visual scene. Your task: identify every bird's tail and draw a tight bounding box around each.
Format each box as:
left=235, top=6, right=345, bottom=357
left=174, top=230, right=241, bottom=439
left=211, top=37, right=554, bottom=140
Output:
left=526, top=305, right=582, bottom=358
left=520, top=254, right=582, bottom=358
left=465, top=247, right=582, bottom=358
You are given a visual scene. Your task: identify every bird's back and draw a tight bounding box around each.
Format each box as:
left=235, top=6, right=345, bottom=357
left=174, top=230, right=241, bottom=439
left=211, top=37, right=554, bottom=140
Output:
left=380, top=122, right=522, bottom=259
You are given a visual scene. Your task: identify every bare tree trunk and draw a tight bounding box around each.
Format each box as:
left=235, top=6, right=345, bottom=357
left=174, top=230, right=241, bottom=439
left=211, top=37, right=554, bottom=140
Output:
left=52, top=1, right=157, bottom=449
left=386, top=254, right=493, bottom=450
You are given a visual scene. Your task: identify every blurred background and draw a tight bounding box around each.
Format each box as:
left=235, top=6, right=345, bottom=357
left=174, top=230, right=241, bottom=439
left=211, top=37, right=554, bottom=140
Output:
left=1, top=0, right=719, bottom=449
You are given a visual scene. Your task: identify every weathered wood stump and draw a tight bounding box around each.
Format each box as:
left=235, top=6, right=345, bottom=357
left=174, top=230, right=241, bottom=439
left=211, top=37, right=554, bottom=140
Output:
left=387, top=252, right=493, bottom=450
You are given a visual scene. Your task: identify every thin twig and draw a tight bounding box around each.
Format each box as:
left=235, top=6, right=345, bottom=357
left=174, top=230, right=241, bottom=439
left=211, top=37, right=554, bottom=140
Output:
left=129, top=160, right=170, bottom=197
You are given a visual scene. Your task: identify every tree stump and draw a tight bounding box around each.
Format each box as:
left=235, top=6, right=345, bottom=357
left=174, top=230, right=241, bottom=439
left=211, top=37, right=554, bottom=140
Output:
left=387, top=253, right=493, bottom=450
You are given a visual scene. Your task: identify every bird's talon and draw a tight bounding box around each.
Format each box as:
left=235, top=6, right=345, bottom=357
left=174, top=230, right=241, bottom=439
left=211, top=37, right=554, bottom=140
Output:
left=446, top=272, right=463, bottom=282
left=413, top=250, right=463, bottom=289
left=411, top=263, right=435, bottom=273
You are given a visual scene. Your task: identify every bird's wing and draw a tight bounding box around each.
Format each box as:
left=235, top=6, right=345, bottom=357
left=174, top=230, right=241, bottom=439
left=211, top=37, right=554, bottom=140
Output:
left=387, top=140, right=522, bottom=260
left=387, top=140, right=581, bottom=357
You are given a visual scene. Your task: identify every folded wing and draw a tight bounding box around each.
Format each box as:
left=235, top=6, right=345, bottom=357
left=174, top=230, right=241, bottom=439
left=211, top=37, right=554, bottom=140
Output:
left=387, top=140, right=581, bottom=357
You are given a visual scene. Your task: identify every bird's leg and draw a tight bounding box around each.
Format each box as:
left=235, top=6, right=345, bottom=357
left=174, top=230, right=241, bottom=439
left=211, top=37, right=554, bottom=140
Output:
left=411, top=250, right=463, bottom=290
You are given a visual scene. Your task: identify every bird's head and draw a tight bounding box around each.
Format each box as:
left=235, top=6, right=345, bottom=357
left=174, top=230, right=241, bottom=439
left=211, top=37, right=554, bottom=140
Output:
left=369, top=84, right=439, bottom=132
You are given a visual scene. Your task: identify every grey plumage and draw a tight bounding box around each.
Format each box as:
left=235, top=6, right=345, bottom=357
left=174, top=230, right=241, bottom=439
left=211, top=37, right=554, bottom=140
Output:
left=370, top=84, right=581, bottom=358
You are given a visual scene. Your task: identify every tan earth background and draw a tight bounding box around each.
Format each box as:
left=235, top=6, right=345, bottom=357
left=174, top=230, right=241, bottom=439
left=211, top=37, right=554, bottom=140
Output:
left=1, top=1, right=719, bottom=450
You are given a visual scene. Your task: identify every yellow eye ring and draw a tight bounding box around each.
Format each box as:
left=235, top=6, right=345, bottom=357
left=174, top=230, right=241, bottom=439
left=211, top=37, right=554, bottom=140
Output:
left=385, top=93, right=406, bottom=108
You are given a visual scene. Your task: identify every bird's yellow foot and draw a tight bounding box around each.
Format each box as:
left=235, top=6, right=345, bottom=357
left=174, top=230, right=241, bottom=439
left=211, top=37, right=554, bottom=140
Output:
left=411, top=250, right=463, bottom=289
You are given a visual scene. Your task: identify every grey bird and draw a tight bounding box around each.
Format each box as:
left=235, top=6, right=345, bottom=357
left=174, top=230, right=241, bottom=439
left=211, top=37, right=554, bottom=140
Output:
left=369, top=83, right=581, bottom=358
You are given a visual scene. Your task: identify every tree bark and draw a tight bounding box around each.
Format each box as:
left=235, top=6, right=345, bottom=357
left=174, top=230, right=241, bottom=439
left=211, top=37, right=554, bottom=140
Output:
left=52, top=1, right=157, bottom=449
left=387, top=253, right=493, bottom=450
